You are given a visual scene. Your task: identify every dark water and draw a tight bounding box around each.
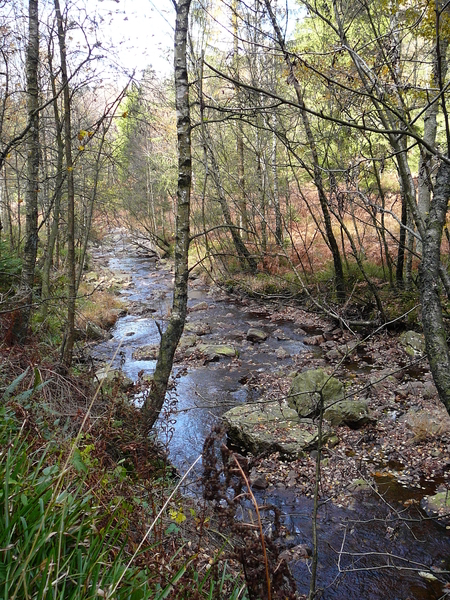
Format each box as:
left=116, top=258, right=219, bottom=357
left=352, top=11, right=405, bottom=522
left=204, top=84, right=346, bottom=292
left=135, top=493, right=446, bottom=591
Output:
left=91, top=241, right=449, bottom=600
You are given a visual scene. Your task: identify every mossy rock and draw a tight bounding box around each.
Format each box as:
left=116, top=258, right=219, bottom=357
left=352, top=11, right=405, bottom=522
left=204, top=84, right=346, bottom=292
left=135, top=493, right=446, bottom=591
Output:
left=86, top=321, right=110, bottom=341
left=399, top=331, right=425, bottom=357
left=94, top=368, right=133, bottom=391
left=179, top=334, right=198, bottom=349
left=420, top=490, right=450, bottom=524
left=324, top=399, right=371, bottom=428
left=287, top=368, right=344, bottom=418
left=223, top=401, right=320, bottom=459
left=197, top=344, right=238, bottom=361
left=184, top=322, right=211, bottom=336
left=246, top=328, right=268, bottom=343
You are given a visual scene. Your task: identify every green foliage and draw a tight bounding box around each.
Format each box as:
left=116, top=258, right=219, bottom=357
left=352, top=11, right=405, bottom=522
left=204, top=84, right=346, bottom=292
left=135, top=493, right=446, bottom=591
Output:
left=0, top=240, right=21, bottom=291
left=343, top=259, right=388, bottom=283
left=0, top=408, right=155, bottom=600
left=0, top=373, right=249, bottom=599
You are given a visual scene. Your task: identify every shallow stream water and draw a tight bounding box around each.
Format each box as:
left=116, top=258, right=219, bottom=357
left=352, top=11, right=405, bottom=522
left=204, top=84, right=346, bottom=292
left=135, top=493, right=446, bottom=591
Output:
left=91, top=238, right=449, bottom=600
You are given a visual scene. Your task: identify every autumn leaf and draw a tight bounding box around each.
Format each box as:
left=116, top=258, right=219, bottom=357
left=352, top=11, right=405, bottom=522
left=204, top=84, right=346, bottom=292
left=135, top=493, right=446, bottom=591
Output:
left=169, top=507, right=186, bottom=524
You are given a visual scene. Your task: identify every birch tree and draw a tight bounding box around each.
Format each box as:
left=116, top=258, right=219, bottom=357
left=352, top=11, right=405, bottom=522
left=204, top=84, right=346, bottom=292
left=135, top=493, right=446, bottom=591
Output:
left=143, top=0, right=192, bottom=431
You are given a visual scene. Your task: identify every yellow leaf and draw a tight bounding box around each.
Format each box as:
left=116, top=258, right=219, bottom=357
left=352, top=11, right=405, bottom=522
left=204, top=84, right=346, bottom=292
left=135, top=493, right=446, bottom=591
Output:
left=122, top=111, right=128, bottom=118
left=169, top=508, right=186, bottom=524
left=78, top=130, right=87, bottom=141
left=67, top=166, right=73, bottom=171
left=78, top=146, right=85, bottom=151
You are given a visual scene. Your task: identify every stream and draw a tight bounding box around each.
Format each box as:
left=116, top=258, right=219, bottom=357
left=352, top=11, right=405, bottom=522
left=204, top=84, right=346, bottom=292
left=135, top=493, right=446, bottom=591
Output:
left=91, top=235, right=449, bottom=600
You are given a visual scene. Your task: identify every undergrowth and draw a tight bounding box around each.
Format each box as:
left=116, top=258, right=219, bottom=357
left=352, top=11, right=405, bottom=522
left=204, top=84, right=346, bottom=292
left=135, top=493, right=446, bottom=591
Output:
left=0, top=369, right=249, bottom=600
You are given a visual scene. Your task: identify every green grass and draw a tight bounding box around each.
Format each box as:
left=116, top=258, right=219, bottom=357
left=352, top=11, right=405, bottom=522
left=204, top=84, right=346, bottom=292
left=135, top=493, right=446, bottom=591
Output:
left=0, top=373, right=249, bottom=600
left=0, top=405, right=156, bottom=600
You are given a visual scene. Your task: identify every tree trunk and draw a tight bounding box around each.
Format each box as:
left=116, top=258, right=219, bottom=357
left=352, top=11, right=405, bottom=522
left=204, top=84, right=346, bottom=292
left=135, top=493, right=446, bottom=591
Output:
left=199, top=88, right=257, bottom=273
left=54, top=0, right=76, bottom=367
left=396, top=188, right=407, bottom=286
left=13, top=0, right=39, bottom=343
left=76, top=130, right=107, bottom=292
left=420, top=161, right=450, bottom=414
left=41, top=56, right=64, bottom=320
left=418, top=39, right=449, bottom=224
left=142, top=0, right=192, bottom=432
left=232, top=0, right=249, bottom=239
left=272, top=113, right=282, bottom=246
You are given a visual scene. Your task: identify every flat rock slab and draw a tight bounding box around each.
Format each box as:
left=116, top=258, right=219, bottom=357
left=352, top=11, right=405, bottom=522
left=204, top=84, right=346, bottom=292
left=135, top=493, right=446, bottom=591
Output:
left=223, top=401, right=319, bottom=459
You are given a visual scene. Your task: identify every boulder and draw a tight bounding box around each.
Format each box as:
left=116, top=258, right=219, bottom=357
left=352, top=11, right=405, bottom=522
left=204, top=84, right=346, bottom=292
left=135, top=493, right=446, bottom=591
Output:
left=324, top=399, right=371, bottom=428
left=226, top=329, right=246, bottom=342
left=403, top=408, right=450, bottom=439
left=287, top=369, right=344, bottom=418
left=288, top=368, right=371, bottom=428
left=275, top=347, right=290, bottom=360
left=85, top=271, right=98, bottom=282
left=86, top=322, right=110, bottom=341
left=274, top=329, right=290, bottom=341
left=223, top=401, right=320, bottom=459
left=178, top=334, right=198, bottom=349
left=420, top=490, right=450, bottom=524
left=399, top=331, right=425, bottom=357
left=246, top=328, right=268, bottom=343
left=132, top=344, right=159, bottom=360
left=94, top=368, right=133, bottom=391
left=184, top=322, right=211, bottom=336
left=197, top=344, right=238, bottom=361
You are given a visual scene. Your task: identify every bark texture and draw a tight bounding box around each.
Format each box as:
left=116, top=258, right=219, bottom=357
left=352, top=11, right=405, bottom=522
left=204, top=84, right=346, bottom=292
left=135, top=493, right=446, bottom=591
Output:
left=142, top=0, right=192, bottom=431
left=420, top=161, right=450, bottom=415
left=54, top=0, right=76, bottom=367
